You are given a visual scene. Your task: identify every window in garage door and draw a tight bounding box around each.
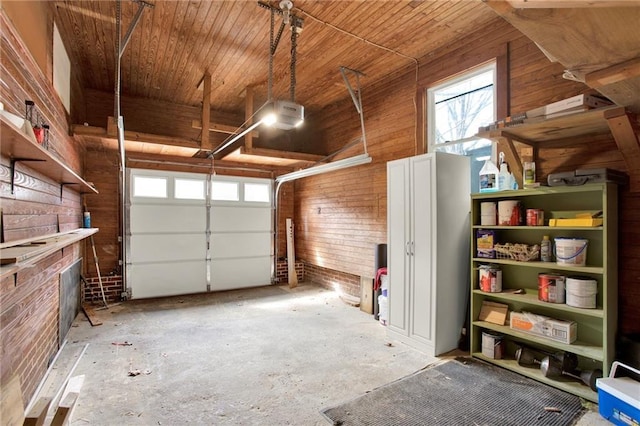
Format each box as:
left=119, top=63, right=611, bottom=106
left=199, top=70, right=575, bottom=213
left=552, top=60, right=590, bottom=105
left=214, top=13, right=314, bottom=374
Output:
left=127, top=170, right=273, bottom=299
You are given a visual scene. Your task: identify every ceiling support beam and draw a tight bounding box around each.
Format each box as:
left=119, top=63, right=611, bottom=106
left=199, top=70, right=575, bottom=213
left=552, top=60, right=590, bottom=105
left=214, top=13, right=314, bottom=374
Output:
left=201, top=72, right=212, bottom=150
left=605, top=108, right=640, bottom=191
left=191, top=120, right=260, bottom=137
left=245, top=87, right=255, bottom=151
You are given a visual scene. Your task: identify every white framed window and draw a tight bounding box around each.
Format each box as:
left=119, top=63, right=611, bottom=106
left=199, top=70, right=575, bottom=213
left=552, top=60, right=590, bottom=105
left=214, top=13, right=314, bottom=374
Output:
left=211, top=181, right=239, bottom=201
left=133, top=176, right=168, bottom=198
left=244, top=183, right=270, bottom=203
left=175, top=178, right=205, bottom=200
left=427, top=61, right=497, bottom=192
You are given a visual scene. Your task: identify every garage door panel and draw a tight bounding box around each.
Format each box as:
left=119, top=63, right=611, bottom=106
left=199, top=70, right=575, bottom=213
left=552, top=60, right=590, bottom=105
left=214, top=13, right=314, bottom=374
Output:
left=130, top=261, right=206, bottom=298
left=211, top=258, right=271, bottom=291
left=210, top=233, right=270, bottom=258
left=131, top=205, right=206, bottom=233
left=211, top=207, right=271, bottom=232
left=130, top=234, right=205, bottom=262
left=128, top=170, right=272, bottom=299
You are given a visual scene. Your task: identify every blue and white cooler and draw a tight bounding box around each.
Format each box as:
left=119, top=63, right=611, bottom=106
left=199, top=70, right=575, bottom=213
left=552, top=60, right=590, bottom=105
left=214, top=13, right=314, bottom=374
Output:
left=597, top=361, right=640, bottom=425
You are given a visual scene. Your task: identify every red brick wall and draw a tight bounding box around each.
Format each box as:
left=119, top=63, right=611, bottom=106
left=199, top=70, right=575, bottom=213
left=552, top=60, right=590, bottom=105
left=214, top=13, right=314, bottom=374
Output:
left=83, top=275, right=123, bottom=304
left=275, top=260, right=304, bottom=284
left=304, top=262, right=361, bottom=298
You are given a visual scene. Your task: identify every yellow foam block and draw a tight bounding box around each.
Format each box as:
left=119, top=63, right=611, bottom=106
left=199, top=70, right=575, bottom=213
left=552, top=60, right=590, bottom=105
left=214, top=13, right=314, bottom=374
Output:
left=549, top=218, right=603, bottom=227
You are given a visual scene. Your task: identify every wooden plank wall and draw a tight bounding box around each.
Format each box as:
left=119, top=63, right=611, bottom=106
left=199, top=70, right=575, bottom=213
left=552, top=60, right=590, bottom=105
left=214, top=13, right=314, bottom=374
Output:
left=297, top=19, right=640, bottom=335
left=0, top=10, right=86, bottom=407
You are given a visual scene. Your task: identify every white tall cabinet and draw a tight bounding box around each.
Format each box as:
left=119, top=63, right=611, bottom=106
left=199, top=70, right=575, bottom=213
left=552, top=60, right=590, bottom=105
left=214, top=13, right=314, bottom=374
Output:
left=387, top=152, right=470, bottom=356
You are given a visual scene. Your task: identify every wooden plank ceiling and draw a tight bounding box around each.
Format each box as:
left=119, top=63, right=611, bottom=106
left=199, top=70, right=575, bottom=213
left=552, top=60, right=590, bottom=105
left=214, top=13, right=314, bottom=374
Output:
left=53, top=0, right=499, bottom=164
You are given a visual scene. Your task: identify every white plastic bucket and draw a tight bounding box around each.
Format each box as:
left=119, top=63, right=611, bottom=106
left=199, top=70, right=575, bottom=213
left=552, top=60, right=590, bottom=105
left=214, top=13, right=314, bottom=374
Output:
left=555, top=238, right=588, bottom=266
left=566, top=276, right=598, bottom=308
left=480, top=202, right=497, bottom=226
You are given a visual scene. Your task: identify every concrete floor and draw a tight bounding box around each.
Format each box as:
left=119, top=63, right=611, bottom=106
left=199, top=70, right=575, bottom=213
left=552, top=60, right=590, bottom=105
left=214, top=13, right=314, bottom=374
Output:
left=44, top=283, right=607, bottom=425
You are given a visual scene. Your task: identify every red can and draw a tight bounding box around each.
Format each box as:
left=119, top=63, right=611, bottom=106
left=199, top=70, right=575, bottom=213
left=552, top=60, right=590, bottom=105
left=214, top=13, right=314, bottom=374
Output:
left=526, top=209, right=544, bottom=226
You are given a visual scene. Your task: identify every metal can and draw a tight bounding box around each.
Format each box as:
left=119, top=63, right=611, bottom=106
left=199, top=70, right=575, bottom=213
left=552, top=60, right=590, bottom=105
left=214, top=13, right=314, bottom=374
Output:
left=526, top=209, right=544, bottom=226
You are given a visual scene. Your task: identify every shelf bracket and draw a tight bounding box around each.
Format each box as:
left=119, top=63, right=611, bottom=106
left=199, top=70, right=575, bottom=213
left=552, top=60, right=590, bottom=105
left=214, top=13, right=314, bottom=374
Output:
left=495, top=136, right=524, bottom=188
left=10, top=157, right=45, bottom=194
left=604, top=108, right=640, bottom=191
left=60, top=182, right=78, bottom=201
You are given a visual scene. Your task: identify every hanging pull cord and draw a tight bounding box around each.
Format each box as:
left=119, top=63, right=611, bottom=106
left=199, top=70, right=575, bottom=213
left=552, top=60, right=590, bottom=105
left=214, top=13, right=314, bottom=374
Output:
left=290, top=18, right=298, bottom=102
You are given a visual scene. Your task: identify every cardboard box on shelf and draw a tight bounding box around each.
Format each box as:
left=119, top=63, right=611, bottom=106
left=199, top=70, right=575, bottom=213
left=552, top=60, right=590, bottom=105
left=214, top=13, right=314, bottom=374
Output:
left=477, top=229, right=496, bottom=259
left=510, top=311, right=577, bottom=344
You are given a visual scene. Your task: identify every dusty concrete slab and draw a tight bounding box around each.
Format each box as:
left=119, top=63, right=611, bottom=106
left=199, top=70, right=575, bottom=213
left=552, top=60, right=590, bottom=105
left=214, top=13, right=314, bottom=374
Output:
left=48, top=283, right=606, bottom=425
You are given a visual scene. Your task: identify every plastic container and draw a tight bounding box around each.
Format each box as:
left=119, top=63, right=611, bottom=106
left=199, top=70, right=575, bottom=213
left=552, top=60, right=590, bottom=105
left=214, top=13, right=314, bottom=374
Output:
left=498, top=159, right=510, bottom=191
left=83, top=212, right=91, bottom=228
left=378, top=294, right=388, bottom=325
left=479, top=159, right=499, bottom=193
left=555, top=238, right=588, bottom=266
left=566, top=276, right=597, bottom=308
left=523, top=161, right=536, bottom=186
left=597, top=362, right=640, bottom=426
left=540, top=235, right=551, bottom=262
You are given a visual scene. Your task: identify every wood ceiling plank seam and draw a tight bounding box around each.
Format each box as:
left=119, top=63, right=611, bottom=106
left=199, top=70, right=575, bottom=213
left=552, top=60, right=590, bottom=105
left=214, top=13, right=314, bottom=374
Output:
left=201, top=6, right=272, bottom=109
left=402, top=3, right=490, bottom=56
left=330, top=2, right=426, bottom=52
left=116, top=2, right=138, bottom=93
left=126, top=0, right=149, bottom=98
left=164, top=2, right=212, bottom=103
left=94, top=1, right=117, bottom=93
left=200, top=3, right=254, bottom=109
left=62, top=2, right=102, bottom=92
left=169, top=1, right=218, bottom=105
left=187, top=2, right=239, bottom=106
left=132, top=0, right=158, bottom=98
left=217, top=11, right=277, bottom=108
left=175, top=5, right=222, bottom=104
left=153, top=1, right=190, bottom=101
left=144, top=1, right=178, bottom=99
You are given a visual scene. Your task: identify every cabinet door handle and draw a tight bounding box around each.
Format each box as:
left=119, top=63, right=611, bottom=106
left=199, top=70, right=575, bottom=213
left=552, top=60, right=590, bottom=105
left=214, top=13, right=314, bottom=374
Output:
left=406, top=242, right=410, bottom=256
left=411, top=241, right=415, bottom=256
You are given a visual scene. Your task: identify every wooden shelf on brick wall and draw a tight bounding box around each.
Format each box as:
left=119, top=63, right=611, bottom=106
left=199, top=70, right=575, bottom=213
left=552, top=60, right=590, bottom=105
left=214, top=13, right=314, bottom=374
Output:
left=477, top=106, right=640, bottom=191
left=1, top=114, right=99, bottom=195
left=0, top=228, right=99, bottom=279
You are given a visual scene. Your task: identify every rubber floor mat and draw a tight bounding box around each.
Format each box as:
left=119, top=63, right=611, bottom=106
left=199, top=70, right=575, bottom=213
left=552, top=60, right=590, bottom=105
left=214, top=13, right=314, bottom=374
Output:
left=321, top=358, right=586, bottom=425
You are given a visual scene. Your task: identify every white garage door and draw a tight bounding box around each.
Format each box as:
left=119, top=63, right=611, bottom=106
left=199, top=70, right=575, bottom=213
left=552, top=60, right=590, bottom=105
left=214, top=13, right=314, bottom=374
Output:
left=127, top=169, right=273, bottom=299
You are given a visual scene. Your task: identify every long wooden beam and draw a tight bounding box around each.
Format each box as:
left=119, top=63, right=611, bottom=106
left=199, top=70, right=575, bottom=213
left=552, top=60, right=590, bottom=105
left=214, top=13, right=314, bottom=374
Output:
left=245, top=87, right=255, bottom=150
left=585, top=57, right=640, bottom=88
left=201, top=72, right=212, bottom=150
left=507, top=0, right=640, bottom=8
left=605, top=108, right=640, bottom=190
left=191, top=120, right=259, bottom=137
